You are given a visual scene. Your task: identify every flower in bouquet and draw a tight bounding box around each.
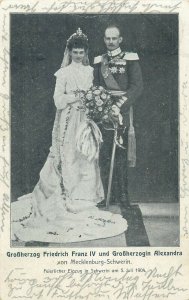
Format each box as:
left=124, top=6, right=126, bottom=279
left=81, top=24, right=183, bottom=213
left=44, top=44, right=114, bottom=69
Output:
left=86, top=93, right=93, bottom=101
left=100, top=93, right=107, bottom=100
left=99, top=86, right=104, bottom=91
left=111, top=104, right=120, bottom=116
left=81, top=86, right=114, bottom=124
left=95, top=96, right=101, bottom=101
left=96, top=99, right=103, bottom=106
left=93, top=89, right=101, bottom=95
left=78, top=91, right=85, bottom=99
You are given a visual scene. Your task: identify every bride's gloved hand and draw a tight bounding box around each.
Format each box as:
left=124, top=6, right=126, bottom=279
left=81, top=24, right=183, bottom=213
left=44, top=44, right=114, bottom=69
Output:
left=111, top=104, right=120, bottom=117
left=116, top=96, right=128, bottom=109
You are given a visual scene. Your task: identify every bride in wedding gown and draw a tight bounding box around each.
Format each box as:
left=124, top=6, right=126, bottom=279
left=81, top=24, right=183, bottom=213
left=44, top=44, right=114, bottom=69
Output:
left=11, top=28, right=127, bottom=243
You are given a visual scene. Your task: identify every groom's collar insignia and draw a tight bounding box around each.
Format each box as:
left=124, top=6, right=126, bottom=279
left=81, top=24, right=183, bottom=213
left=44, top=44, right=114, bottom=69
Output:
left=94, top=52, right=139, bottom=64
left=107, top=47, right=122, bottom=57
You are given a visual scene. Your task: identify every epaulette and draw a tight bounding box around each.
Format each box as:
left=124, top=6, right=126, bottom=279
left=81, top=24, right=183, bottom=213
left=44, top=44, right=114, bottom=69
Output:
left=94, top=55, right=102, bottom=64
left=123, top=52, right=139, bottom=60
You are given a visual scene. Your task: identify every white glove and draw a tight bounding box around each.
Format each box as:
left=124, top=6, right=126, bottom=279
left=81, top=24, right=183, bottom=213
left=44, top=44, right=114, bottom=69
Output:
left=116, top=96, right=128, bottom=108
left=111, top=105, right=123, bottom=125
left=111, top=104, right=120, bottom=116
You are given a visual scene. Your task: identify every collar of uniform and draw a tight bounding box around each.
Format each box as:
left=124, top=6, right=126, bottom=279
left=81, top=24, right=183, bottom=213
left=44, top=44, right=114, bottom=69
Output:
left=107, top=47, right=122, bottom=57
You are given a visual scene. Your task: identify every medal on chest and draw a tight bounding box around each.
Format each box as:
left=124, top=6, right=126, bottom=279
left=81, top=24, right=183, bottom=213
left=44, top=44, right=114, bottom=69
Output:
left=109, top=58, right=127, bottom=74
left=102, top=55, right=127, bottom=79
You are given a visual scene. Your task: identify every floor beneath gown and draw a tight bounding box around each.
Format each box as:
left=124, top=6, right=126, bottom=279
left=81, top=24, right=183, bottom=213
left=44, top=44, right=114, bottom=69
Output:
left=11, top=202, right=179, bottom=247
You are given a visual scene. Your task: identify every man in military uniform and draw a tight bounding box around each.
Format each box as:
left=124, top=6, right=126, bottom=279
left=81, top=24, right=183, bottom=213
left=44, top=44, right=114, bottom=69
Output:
left=93, top=25, right=143, bottom=208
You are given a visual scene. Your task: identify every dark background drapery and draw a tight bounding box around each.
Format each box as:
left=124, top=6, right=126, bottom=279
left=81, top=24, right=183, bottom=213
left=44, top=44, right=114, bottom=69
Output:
left=11, top=14, right=178, bottom=203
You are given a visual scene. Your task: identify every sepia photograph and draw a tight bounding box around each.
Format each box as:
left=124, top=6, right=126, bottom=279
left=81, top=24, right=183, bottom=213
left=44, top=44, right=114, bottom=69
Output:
left=10, top=13, right=179, bottom=248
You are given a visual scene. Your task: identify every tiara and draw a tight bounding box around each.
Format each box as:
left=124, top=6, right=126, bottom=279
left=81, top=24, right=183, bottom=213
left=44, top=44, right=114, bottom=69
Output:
left=67, top=28, right=88, bottom=44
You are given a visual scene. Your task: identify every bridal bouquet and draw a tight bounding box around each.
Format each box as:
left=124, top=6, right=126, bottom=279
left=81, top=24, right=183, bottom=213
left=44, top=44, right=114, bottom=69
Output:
left=77, top=86, right=114, bottom=124
left=75, top=86, right=125, bottom=162
left=75, top=86, right=115, bottom=161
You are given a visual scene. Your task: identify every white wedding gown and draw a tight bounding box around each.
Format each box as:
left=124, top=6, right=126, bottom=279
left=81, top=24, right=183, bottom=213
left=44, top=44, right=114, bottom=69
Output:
left=11, top=61, right=127, bottom=243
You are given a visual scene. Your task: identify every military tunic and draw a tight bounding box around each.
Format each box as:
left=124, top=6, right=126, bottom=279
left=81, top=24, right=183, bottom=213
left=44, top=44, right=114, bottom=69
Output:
left=93, top=48, right=143, bottom=205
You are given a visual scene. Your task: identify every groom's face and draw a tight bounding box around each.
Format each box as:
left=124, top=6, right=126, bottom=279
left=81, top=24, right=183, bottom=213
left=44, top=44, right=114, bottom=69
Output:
left=104, top=27, right=123, bottom=51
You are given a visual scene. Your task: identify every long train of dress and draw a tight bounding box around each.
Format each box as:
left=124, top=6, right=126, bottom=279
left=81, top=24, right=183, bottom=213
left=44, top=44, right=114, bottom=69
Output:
left=11, top=62, right=128, bottom=243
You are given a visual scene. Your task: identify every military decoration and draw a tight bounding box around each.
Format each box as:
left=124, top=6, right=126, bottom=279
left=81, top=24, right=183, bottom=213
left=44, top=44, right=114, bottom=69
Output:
left=109, top=66, right=118, bottom=74
left=108, top=58, right=126, bottom=75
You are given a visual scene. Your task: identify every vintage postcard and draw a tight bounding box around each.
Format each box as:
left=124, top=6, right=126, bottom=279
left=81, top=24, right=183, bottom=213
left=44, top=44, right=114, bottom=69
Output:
left=0, top=0, right=189, bottom=299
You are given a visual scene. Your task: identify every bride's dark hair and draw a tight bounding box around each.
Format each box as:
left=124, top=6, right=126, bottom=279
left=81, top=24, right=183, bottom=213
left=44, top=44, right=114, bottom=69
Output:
left=67, top=36, right=89, bottom=51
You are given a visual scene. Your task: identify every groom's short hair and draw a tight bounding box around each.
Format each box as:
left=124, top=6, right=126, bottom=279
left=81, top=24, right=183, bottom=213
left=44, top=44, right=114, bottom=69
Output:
left=104, top=24, right=121, bottom=36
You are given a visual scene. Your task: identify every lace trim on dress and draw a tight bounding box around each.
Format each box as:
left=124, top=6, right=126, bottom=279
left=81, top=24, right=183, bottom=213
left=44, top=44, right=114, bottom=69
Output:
left=51, top=105, right=72, bottom=198
left=12, top=205, right=33, bottom=223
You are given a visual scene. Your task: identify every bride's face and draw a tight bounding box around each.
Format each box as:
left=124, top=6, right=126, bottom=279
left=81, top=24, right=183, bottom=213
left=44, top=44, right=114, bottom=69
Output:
left=70, top=48, right=86, bottom=63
